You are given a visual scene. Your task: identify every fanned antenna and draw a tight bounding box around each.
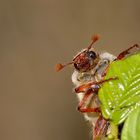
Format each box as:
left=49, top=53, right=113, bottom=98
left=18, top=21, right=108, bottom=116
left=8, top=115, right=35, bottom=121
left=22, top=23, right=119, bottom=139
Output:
left=55, top=61, right=74, bottom=72
left=87, top=34, right=100, bottom=51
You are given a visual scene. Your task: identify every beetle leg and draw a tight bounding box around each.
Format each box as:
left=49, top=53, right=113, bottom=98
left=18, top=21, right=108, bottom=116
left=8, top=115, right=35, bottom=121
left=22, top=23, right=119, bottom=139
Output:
left=116, top=44, right=139, bottom=60
left=93, top=115, right=109, bottom=140
left=77, top=89, right=100, bottom=113
left=101, top=65, right=110, bottom=77
left=75, top=77, right=117, bottom=93
left=102, top=44, right=139, bottom=76
left=75, top=83, right=99, bottom=93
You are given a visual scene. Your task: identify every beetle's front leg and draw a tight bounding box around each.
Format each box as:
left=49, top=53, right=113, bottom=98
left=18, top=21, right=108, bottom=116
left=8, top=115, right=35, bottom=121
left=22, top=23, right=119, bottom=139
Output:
left=75, top=77, right=117, bottom=93
left=77, top=89, right=100, bottom=113
left=102, top=44, right=139, bottom=77
left=116, top=44, right=139, bottom=60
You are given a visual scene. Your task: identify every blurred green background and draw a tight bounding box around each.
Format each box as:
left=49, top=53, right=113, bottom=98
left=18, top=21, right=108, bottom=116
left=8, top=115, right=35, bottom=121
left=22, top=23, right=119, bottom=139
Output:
left=0, top=0, right=140, bottom=140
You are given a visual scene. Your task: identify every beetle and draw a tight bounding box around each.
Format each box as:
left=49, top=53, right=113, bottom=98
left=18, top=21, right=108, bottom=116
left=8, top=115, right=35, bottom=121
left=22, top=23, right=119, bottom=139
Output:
left=56, top=34, right=139, bottom=140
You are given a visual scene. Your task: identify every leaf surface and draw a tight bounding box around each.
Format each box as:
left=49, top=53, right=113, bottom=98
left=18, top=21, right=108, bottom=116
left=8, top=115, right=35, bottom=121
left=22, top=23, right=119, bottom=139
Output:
left=121, top=107, right=140, bottom=140
left=98, top=53, right=140, bottom=124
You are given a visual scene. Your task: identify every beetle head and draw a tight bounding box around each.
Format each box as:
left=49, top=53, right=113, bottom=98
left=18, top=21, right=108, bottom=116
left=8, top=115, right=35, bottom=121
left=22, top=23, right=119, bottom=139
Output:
left=72, top=50, right=99, bottom=72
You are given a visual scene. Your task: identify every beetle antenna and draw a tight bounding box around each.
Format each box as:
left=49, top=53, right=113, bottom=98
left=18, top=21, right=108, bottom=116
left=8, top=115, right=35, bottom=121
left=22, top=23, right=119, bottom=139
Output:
left=55, top=61, right=74, bottom=72
left=87, top=34, right=100, bottom=51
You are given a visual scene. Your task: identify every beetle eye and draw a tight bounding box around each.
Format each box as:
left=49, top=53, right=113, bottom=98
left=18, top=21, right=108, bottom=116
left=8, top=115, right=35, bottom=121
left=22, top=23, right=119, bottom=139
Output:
left=87, top=51, right=96, bottom=59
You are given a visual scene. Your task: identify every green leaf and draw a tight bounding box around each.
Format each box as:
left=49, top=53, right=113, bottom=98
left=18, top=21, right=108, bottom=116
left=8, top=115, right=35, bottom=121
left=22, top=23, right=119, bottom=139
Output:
left=121, top=107, right=140, bottom=140
left=98, top=53, right=140, bottom=124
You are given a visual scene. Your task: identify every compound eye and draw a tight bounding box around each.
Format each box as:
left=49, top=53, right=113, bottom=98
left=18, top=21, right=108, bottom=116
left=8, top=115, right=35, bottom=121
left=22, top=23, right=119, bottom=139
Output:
left=88, top=51, right=96, bottom=59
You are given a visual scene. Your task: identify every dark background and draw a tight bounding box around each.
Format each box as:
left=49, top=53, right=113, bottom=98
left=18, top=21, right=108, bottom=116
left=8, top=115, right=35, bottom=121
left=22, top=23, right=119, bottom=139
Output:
left=0, top=0, right=140, bottom=140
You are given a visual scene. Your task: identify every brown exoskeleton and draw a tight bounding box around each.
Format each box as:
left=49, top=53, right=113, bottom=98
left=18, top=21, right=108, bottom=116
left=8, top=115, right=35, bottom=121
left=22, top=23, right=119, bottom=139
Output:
left=56, top=34, right=139, bottom=140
